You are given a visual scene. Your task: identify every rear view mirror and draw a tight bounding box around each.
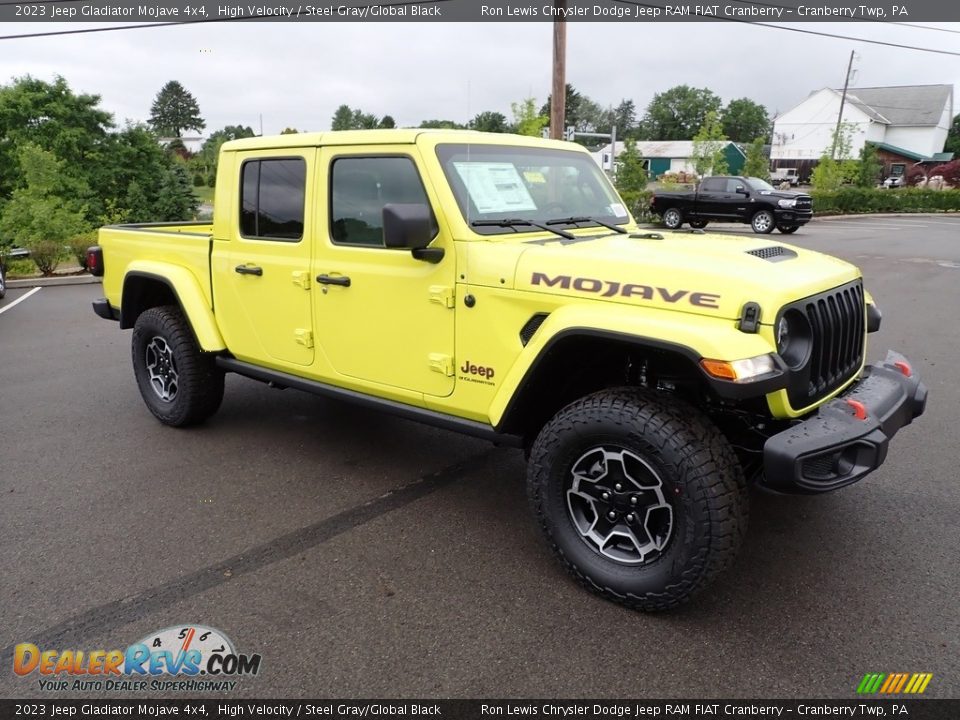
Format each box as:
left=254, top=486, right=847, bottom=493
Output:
left=382, top=203, right=443, bottom=263
left=383, top=203, right=435, bottom=249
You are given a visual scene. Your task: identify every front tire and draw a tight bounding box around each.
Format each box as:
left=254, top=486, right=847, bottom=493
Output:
left=751, top=210, right=775, bottom=234
left=132, top=305, right=224, bottom=427
left=777, top=224, right=799, bottom=234
left=527, top=388, right=748, bottom=612
left=662, top=207, right=684, bottom=229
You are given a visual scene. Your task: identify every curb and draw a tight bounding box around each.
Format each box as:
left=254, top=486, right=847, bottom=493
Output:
left=7, top=275, right=101, bottom=288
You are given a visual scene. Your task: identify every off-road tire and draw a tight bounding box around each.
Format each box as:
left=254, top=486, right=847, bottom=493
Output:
left=527, top=387, right=748, bottom=612
left=777, top=224, right=799, bottom=234
left=662, top=207, right=684, bottom=229
left=751, top=210, right=775, bottom=234
left=689, top=219, right=708, bottom=229
left=132, top=305, right=224, bottom=427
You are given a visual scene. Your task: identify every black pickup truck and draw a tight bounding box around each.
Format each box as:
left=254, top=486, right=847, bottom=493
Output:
left=650, top=176, right=813, bottom=234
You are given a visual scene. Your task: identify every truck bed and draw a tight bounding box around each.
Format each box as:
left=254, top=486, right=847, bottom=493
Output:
left=98, top=221, right=214, bottom=313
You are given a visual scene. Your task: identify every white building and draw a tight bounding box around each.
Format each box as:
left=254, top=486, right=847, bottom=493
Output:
left=592, top=140, right=746, bottom=177
left=771, top=84, right=954, bottom=162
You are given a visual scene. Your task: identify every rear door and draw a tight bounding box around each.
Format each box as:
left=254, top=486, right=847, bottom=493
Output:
left=212, top=150, right=316, bottom=368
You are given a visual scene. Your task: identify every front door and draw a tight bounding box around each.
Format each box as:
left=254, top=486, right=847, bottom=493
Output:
left=213, top=151, right=315, bottom=367
left=313, top=149, right=455, bottom=397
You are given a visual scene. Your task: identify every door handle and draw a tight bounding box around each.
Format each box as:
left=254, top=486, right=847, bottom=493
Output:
left=235, top=265, right=263, bottom=276
left=316, top=274, right=351, bottom=287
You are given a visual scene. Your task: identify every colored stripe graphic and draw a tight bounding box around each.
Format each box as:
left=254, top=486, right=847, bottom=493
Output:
left=857, top=672, right=932, bottom=694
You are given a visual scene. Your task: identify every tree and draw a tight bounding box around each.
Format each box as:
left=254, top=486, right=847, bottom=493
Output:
left=419, top=119, right=466, bottom=129
left=280, top=127, right=300, bottom=134
left=856, top=144, right=883, bottom=188
left=615, top=139, right=648, bottom=193
left=722, top=98, right=770, bottom=143
left=469, top=111, right=509, bottom=133
left=0, top=144, right=90, bottom=275
left=611, top=99, right=637, bottom=138
left=944, top=113, right=960, bottom=155
left=330, top=104, right=385, bottom=130
left=929, top=159, right=960, bottom=186
left=743, top=137, right=770, bottom=180
left=511, top=98, right=548, bottom=138
left=691, top=111, right=729, bottom=177
left=378, top=115, right=396, bottom=129
left=331, top=104, right=355, bottom=131
left=0, top=75, right=112, bottom=202
left=148, top=81, right=205, bottom=137
left=153, top=163, right=198, bottom=222
left=638, top=85, right=722, bottom=140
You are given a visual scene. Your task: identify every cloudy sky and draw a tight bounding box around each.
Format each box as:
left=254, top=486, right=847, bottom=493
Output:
left=2, top=20, right=958, bottom=135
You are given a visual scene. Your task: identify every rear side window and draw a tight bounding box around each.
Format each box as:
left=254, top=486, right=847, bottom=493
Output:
left=330, top=156, right=435, bottom=247
left=240, top=158, right=306, bottom=240
left=700, top=178, right=723, bottom=192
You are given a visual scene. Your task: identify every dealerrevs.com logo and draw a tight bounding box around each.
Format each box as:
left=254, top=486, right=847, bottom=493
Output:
left=13, top=625, right=261, bottom=693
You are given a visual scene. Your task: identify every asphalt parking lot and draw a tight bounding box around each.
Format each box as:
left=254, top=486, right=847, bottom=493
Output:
left=1, top=214, right=958, bottom=699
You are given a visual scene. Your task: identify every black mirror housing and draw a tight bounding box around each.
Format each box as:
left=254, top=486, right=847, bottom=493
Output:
left=382, top=203, right=436, bottom=250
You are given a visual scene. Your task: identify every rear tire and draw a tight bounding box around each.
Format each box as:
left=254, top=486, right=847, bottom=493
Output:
left=751, top=210, right=775, bottom=234
left=662, top=207, right=684, bottom=229
left=527, top=387, right=748, bottom=611
left=132, top=305, right=224, bottom=427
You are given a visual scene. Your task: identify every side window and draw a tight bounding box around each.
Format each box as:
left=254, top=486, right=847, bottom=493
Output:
left=330, top=156, right=435, bottom=247
left=725, top=179, right=744, bottom=193
left=700, top=178, right=722, bottom=192
left=239, top=158, right=306, bottom=241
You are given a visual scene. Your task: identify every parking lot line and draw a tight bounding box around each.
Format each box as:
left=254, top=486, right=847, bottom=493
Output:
left=0, top=286, right=41, bottom=316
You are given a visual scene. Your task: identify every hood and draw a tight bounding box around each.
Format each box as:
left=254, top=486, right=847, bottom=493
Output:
left=473, top=231, right=859, bottom=323
left=757, top=188, right=811, bottom=201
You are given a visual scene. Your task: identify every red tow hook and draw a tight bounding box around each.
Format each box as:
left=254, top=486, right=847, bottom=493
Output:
left=846, top=399, right=868, bottom=421
left=893, top=360, right=912, bottom=377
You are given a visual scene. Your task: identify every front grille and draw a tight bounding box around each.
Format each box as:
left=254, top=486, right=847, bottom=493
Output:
left=785, top=279, right=865, bottom=408
left=794, top=196, right=813, bottom=211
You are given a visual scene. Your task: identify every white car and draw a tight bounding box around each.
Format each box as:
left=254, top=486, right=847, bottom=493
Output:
left=883, top=176, right=905, bottom=188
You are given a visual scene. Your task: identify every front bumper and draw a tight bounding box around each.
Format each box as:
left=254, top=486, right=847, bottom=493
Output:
left=773, top=208, right=812, bottom=226
left=761, top=351, right=927, bottom=494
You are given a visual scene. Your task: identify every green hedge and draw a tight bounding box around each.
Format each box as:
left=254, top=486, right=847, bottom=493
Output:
left=618, top=189, right=656, bottom=223
left=810, top=187, right=960, bottom=215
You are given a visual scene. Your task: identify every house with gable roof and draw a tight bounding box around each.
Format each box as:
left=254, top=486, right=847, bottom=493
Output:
left=771, top=84, right=954, bottom=179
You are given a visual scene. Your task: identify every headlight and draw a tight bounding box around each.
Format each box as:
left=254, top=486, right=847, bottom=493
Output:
left=700, top=354, right=778, bottom=383
left=776, top=309, right=812, bottom=368
left=777, top=198, right=797, bottom=208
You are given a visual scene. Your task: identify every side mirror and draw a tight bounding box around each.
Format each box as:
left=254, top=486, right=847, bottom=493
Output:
left=382, top=203, right=443, bottom=263
left=735, top=185, right=747, bottom=195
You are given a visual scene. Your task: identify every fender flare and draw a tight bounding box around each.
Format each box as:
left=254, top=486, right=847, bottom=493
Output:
left=121, top=263, right=226, bottom=351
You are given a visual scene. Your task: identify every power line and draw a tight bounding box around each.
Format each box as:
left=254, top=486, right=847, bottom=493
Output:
left=610, top=0, right=960, bottom=57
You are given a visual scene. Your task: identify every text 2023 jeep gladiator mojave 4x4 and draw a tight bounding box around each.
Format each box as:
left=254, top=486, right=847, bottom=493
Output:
left=90, top=130, right=927, bottom=611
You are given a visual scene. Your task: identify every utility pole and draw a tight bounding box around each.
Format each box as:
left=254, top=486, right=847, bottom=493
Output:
left=550, top=1, right=566, bottom=140
left=831, top=50, right=856, bottom=160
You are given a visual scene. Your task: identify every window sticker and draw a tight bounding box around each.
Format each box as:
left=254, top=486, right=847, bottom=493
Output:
left=609, top=203, right=627, bottom=218
left=452, top=162, right=537, bottom=214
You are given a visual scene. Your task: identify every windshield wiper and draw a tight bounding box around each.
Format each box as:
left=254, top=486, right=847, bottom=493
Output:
left=471, top=218, right=574, bottom=240
left=546, top=216, right=628, bottom=234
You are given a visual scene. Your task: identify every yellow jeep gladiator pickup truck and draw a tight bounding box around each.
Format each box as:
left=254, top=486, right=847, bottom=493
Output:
left=89, top=130, right=927, bottom=611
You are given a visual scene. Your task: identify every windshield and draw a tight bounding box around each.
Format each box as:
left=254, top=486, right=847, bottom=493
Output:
left=747, top=177, right=776, bottom=192
left=436, top=144, right=629, bottom=235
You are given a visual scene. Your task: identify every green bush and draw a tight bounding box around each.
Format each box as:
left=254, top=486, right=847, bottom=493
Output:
left=618, top=189, right=655, bottom=223
left=5, top=258, right=36, bottom=277
left=810, top=187, right=960, bottom=215
left=193, top=173, right=205, bottom=187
